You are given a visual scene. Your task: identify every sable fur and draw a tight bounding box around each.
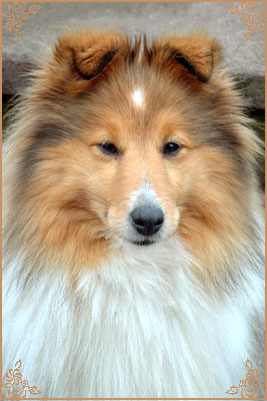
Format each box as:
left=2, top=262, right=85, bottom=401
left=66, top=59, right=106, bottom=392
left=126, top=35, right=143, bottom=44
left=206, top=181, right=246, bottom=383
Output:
left=3, top=30, right=265, bottom=398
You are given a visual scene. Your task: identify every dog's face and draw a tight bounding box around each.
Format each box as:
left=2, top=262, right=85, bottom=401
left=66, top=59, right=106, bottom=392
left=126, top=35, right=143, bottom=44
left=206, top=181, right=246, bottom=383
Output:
left=12, top=31, right=260, bottom=267
left=75, top=75, right=196, bottom=246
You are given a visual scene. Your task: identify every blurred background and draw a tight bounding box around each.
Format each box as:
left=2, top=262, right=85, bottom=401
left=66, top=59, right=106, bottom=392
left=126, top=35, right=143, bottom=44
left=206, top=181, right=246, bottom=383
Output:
left=2, top=1, right=265, bottom=185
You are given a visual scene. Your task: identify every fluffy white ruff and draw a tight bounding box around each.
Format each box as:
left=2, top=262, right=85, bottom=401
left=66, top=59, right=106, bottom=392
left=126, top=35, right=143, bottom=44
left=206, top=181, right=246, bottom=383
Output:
left=3, top=236, right=263, bottom=398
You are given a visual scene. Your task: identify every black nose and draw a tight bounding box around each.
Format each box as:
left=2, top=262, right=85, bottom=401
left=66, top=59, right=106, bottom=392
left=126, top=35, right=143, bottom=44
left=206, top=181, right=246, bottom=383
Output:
left=130, top=206, right=164, bottom=236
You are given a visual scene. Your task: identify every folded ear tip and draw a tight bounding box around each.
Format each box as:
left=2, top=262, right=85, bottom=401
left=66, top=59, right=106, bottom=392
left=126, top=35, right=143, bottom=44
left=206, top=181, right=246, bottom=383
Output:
left=152, top=32, right=223, bottom=83
left=49, top=30, right=131, bottom=94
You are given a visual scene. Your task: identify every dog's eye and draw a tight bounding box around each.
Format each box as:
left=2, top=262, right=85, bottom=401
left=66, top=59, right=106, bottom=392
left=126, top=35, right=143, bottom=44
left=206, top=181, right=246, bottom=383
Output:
left=163, top=142, right=182, bottom=155
left=99, top=142, right=119, bottom=156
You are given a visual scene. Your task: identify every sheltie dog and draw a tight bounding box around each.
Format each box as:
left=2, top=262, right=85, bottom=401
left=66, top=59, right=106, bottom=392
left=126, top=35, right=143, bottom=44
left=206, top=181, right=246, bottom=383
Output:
left=3, top=30, right=265, bottom=398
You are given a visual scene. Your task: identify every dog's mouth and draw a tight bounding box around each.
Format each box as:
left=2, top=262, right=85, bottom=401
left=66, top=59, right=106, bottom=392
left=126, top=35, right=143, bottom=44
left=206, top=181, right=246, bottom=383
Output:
left=131, top=239, right=156, bottom=246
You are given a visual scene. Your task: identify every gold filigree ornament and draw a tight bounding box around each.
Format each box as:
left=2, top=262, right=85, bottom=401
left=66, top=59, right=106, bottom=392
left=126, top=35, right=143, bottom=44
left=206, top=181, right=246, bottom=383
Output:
left=3, top=0, right=42, bottom=41
left=225, top=1, right=264, bottom=40
left=225, top=359, right=265, bottom=399
left=2, top=359, right=42, bottom=398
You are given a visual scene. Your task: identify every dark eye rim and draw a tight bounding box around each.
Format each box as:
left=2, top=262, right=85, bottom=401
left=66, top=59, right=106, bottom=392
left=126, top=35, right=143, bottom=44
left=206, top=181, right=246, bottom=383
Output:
left=162, top=142, right=182, bottom=156
left=98, top=142, right=120, bottom=156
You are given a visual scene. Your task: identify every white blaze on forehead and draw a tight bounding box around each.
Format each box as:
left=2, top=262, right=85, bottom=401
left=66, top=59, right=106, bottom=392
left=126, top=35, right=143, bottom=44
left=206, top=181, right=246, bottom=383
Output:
left=131, top=88, right=145, bottom=108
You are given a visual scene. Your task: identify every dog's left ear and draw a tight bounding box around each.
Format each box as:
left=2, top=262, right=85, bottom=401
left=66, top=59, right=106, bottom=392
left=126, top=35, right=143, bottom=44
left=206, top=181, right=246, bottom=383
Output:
left=45, top=30, right=130, bottom=95
left=147, top=33, right=222, bottom=83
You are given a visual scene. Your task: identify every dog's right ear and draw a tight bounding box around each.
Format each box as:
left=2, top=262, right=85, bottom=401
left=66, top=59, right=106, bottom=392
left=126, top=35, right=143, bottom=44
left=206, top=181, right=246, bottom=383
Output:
left=47, top=31, right=130, bottom=95
left=145, top=33, right=222, bottom=85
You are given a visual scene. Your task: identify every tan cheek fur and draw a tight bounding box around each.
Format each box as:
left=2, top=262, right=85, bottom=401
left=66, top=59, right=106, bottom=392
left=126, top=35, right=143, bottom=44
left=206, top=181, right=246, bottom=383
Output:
left=17, top=142, right=111, bottom=275
left=177, top=148, right=251, bottom=275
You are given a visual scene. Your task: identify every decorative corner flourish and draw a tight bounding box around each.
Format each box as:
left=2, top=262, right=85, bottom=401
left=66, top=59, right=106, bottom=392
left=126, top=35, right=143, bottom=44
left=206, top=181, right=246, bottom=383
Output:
left=3, top=0, right=42, bottom=41
left=2, top=359, right=42, bottom=398
left=225, top=1, right=264, bottom=40
left=225, top=359, right=265, bottom=398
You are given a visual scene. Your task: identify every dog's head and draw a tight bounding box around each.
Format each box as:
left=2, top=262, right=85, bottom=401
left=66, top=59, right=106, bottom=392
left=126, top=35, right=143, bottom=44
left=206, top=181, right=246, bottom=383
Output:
left=8, top=30, right=262, bottom=269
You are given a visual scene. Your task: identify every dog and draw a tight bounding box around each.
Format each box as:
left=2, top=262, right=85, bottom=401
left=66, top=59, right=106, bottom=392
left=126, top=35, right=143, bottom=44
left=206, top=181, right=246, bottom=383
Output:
left=3, top=30, right=265, bottom=398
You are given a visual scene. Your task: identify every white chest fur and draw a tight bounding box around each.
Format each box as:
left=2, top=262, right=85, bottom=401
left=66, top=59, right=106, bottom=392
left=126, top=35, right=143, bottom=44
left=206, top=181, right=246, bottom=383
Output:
left=3, top=238, right=261, bottom=398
